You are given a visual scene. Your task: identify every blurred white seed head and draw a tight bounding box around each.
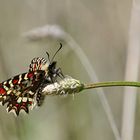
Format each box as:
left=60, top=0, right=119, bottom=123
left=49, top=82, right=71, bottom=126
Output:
left=42, top=76, right=83, bottom=96
left=23, top=25, right=66, bottom=41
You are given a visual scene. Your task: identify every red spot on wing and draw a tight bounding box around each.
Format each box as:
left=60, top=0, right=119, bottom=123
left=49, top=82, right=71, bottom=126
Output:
left=13, top=79, right=18, bottom=84
left=33, top=64, right=37, bottom=71
left=0, top=87, right=6, bottom=95
left=22, top=102, right=26, bottom=106
left=27, top=72, right=34, bottom=79
left=29, top=101, right=32, bottom=105
left=5, top=82, right=9, bottom=87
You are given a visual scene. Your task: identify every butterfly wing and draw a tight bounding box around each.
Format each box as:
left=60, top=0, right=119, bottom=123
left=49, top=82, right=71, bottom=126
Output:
left=0, top=70, right=46, bottom=116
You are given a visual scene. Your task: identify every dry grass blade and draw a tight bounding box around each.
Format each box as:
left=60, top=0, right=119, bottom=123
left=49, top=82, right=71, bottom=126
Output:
left=121, top=1, right=140, bottom=140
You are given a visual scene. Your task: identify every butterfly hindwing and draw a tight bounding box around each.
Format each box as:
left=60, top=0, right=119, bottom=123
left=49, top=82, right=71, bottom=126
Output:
left=0, top=70, right=46, bottom=116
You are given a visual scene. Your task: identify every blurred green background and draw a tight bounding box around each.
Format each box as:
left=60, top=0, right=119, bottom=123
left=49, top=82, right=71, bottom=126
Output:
left=0, top=0, right=139, bottom=140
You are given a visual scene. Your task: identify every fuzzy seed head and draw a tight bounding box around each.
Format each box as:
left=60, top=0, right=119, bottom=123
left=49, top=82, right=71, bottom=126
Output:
left=42, top=76, right=83, bottom=95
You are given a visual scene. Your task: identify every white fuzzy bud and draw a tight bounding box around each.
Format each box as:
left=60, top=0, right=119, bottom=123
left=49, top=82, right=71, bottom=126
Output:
left=42, top=76, right=83, bottom=96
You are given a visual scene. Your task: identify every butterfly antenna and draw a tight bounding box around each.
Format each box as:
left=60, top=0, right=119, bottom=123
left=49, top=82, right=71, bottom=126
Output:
left=46, top=51, right=50, bottom=63
left=50, top=43, right=62, bottom=63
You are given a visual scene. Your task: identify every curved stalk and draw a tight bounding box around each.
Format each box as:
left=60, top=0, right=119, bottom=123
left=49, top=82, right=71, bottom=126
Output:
left=83, top=81, right=140, bottom=90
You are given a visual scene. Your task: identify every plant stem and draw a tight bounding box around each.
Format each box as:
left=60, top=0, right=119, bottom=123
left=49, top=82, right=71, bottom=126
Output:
left=83, top=81, right=140, bottom=90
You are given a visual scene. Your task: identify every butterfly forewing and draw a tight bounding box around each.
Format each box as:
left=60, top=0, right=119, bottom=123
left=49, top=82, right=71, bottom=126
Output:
left=0, top=70, right=45, bottom=116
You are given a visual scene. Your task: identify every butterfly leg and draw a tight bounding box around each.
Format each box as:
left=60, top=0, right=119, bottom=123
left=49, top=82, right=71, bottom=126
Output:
left=36, top=84, right=46, bottom=106
left=56, top=67, right=65, bottom=79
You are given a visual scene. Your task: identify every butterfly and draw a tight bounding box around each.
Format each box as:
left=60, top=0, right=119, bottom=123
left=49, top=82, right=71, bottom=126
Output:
left=0, top=43, right=64, bottom=116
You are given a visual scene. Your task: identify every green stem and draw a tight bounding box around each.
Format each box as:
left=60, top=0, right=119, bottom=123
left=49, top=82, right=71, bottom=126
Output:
left=83, top=81, right=140, bottom=90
